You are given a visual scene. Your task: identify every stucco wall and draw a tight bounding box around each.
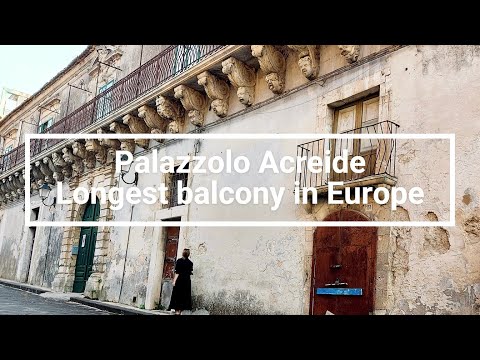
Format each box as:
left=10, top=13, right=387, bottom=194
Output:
left=0, top=195, right=66, bottom=288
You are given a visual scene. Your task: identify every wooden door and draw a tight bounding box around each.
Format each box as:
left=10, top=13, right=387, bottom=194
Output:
left=162, top=226, right=180, bottom=280
left=73, top=200, right=100, bottom=293
left=311, top=210, right=377, bottom=315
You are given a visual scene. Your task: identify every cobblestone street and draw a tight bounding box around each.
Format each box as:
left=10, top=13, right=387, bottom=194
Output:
left=0, top=284, right=110, bottom=315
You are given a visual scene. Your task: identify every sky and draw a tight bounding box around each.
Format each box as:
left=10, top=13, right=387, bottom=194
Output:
left=0, top=45, right=88, bottom=95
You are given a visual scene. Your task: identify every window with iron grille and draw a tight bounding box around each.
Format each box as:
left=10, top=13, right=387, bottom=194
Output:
left=167, top=164, right=189, bottom=207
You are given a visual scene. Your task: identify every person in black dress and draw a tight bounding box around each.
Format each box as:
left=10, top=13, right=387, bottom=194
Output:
left=168, top=248, right=193, bottom=315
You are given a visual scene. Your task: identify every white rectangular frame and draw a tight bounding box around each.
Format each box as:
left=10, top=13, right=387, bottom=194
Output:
left=25, top=133, right=455, bottom=227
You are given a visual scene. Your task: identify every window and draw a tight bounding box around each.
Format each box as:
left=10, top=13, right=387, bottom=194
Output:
left=167, top=164, right=189, bottom=208
left=332, top=95, right=380, bottom=179
left=173, top=45, right=201, bottom=74
left=38, top=99, right=60, bottom=134
left=4, top=144, right=13, bottom=154
left=96, top=80, right=114, bottom=119
left=38, top=117, right=54, bottom=134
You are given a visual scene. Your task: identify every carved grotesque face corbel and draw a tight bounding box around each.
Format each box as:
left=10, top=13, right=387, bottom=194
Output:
left=298, top=56, right=314, bottom=80
left=221, top=59, right=234, bottom=74
left=211, top=99, right=228, bottom=118
left=187, top=110, right=203, bottom=127
left=168, top=121, right=179, bottom=134
left=237, top=87, right=254, bottom=106
left=265, top=73, right=284, bottom=94
left=85, top=139, right=97, bottom=152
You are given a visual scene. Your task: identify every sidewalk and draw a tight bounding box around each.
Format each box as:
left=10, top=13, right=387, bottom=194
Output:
left=0, top=278, right=171, bottom=315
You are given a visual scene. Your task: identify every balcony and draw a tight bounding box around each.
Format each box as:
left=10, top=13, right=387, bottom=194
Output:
left=295, top=121, right=399, bottom=196
left=0, top=45, right=226, bottom=174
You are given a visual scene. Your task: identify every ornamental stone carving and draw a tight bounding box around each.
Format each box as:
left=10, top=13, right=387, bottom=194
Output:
left=35, top=160, right=54, bottom=184
left=174, top=85, right=208, bottom=127
left=288, top=45, right=319, bottom=80
left=338, top=45, right=360, bottom=63
left=138, top=105, right=168, bottom=134
left=197, top=71, right=230, bottom=118
left=251, top=45, right=286, bottom=94
left=52, top=152, right=67, bottom=168
left=18, top=170, right=26, bottom=186
left=155, top=96, right=184, bottom=134
left=168, top=121, right=180, bottom=134
left=43, top=156, right=64, bottom=182
left=31, top=165, right=45, bottom=187
left=97, top=128, right=121, bottom=151
left=14, top=172, right=24, bottom=196
left=122, top=114, right=150, bottom=149
left=221, top=57, right=256, bottom=106
left=83, top=152, right=97, bottom=170
left=7, top=176, right=19, bottom=198
left=72, top=141, right=87, bottom=159
left=62, top=147, right=84, bottom=177
left=110, top=122, right=136, bottom=154
left=61, top=165, right=73, bottom=179
left=3, top=178, right=16, bottom=200
left=85, top=139, right=107, bottom=165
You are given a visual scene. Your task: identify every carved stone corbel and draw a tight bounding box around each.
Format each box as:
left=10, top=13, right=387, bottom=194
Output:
left=97, top=128, right=120, bottom=163
left=72, top=141, right=87, bottom=159
left=138, top=105, right=168, bottom=134
left=173, top=85, right=208, bottom=127
left=13, top=172, right=24, bottom=196
left=52, top=152, right=72, bottom=179
left=338, top=45, right=360, bottom=63
left=2, top=179, right=14, bottom=201
left=18, top=170, right=26, bottom=186
left=43, top=156, right=64, bottom=182
left=7, top=176, right=19, bottom=199
left=35, top=160, right=54, bottom=184
left=31, top=165, right=45, bottom=187
left=251, top=45, right=286, bottom=94
left=122, top=114, right=150, bottom=149
left=1, top=179, right=12, bottom=202
left=85, top=139, right=107, bottom=165
left=61, top=165, right=73, bottom=179
left=62, top=147, right=84, bottom=177
left=221, top=57, right=256, bottom=106
left=97, top=128, right=121, bottom=150
left=197, top=71, right=230, bottom=118
left=110, top=122, right=136, bottom=154
left=288, top=45, right=319, bottom=80
left=83, top=152, right=97, bottom=170
left=155, top=96, right=185, bottom=134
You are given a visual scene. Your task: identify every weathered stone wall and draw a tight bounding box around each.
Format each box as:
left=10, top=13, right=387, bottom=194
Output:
left=0, top=194, right=67, bottom=288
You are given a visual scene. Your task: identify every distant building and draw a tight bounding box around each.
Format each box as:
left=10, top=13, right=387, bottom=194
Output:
left=0, top=87, right=30, bottom=119
left=0, top=88, right=30, bottom=155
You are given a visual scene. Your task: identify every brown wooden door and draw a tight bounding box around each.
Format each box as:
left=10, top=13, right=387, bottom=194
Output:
left=162, top=226, right=180, bottom=280
left=311, top=210, right=377, bottom=315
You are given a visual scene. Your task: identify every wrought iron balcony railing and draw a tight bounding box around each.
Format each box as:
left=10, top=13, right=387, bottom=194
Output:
left=0, top=45, right=225, bottom=174
left=295, top=121, right=399, bottom=190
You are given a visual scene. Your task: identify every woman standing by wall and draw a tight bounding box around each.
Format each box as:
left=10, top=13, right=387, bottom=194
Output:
left=168, top=249, right=193, bottom=315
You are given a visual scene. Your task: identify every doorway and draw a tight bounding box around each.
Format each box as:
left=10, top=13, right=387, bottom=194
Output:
left=311, top=209, right=377, bottom=315
left=159, top=219, right=180, bottom=309
left=72, top=199, right=100, bottom=293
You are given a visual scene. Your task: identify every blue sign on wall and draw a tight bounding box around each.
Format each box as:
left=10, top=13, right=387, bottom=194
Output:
left=316, top=288, right=363, bottom=296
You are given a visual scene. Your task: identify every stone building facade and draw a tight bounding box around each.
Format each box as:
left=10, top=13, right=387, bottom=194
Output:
left=0, top=45, right=478, bottom=314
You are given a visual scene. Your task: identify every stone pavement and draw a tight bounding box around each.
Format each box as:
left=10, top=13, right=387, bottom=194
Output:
left=0, top=284, right=110, bottom=315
